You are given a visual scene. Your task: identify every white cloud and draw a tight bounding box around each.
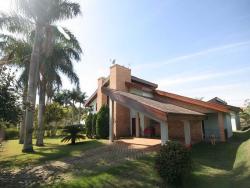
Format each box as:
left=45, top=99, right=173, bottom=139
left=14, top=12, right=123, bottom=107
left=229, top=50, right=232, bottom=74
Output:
left=157, top=67, right=250, bottom=88
left=133, top=40, right=250, bottom=71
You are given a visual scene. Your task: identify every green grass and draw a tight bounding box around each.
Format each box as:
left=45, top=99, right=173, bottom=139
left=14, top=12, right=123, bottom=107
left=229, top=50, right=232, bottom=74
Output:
left=0, top=138, right=104, bottom=169
left=54, top=130, right=250, bottom=188
left=1, top=131, right=250, bottom=188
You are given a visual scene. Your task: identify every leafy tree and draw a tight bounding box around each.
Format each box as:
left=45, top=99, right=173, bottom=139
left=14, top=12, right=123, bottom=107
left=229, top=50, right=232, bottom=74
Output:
left=240, top=99, right=250, bottom=129
left=61, top=124, right=85, bottom=144
left=155, top=141, right=192, bottom=185
left=43, top=102, right=64, bottom=137
left=0, top=0, right=81, bottom=152
left=96, top=105, right=109, bottom=139
left=0, top=66, right=21, bottom=124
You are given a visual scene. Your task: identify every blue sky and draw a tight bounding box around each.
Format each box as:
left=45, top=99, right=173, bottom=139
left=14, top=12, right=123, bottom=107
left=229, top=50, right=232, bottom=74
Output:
left=1, top=0, right=250, bottom=106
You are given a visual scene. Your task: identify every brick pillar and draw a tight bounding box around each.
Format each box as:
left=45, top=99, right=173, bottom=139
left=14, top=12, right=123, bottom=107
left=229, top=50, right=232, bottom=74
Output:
left=109, top=64, right=131, bottom=138
left=97, top=77, right=107, bottom=111
left=218, top=112, right=226, bottom=142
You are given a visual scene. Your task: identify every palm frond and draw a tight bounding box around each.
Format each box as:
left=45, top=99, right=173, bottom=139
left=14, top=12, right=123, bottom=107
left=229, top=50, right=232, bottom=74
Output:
left=0, top=12, right=33, bottom=34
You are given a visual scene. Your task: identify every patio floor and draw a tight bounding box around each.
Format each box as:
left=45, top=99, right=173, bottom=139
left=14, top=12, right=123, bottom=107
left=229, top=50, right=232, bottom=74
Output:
left=115, top=138, right=161, bottom=150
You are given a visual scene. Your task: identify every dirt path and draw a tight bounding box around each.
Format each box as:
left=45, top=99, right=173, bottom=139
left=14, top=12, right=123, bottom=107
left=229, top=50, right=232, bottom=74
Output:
left=0, top=141, right=159, bottom=188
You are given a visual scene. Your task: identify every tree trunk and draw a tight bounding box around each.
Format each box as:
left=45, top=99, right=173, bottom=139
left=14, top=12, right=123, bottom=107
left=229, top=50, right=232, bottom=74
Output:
left=19, top=86, right=28, bottom=144
left=22, top=24, right=43, bottom=153
left=36, top=79, right=46, bottom=146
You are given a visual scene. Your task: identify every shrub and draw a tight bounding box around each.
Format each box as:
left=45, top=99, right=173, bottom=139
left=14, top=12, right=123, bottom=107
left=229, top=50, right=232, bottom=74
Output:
left=92, top=114, right=97, bottom=137
left=85, top=113, right=93, bottom=138
left=5, top=128, right=19, bottom=140
left=61, top=124, right=85, bottom=144
left=155, top=141, right=192, bottom=185
left=96, top=105, right=109, bottom=138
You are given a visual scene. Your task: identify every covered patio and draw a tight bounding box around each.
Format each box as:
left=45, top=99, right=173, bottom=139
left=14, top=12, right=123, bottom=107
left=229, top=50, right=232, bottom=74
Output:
left=102, top=87, right=206, bottom=146
left=116, top=138, right=161, bottom=149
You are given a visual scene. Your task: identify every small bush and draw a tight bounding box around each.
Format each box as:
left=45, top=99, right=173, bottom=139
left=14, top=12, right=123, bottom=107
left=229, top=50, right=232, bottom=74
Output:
left=96, top=105, right=109, bottom=139
left=92, top=114, right=97, bottom=137
left=5, top=128, right=19, bottom=140
left=85, top=113, right=93, bottom=138
left=155, top=141, right=192, bottom=185
left=61, top=124, right=85, bottom=144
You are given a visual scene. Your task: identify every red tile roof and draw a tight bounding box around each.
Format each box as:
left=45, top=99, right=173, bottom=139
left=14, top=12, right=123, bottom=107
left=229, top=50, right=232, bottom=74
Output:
left=155, top=90, right=229, bottom=113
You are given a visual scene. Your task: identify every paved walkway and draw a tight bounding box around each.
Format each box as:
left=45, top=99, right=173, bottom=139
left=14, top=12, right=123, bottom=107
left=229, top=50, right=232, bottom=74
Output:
left=0, top=140, right=160, bottom=188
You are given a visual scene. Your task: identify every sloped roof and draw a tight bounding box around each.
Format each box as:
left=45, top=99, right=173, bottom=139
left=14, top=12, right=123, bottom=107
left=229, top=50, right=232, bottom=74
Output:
left=208, top=97, right=241, bottom=112
left=155, top=90, right=229, bottom=113
left=84, top=90, right=97, bottom=106
left=102, top=87, right=205, bottom=121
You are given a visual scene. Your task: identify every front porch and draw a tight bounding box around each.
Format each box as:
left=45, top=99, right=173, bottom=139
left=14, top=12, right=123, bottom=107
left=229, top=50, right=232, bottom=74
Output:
left=103, top=88, right=206, bottom=146
left=116, top=137, right=161, bottom=149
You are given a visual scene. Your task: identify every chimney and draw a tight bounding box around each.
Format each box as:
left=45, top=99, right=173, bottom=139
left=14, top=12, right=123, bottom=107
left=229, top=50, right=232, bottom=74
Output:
left=109, top=64, right=131, bottom=138
left=97, top=77, right=107, bottom=111
left=109, top=64, right=131, bottom=91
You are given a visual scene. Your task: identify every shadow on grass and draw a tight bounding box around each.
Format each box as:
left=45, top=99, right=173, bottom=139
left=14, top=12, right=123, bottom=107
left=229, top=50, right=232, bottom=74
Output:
left=0, top=140, right=105, bottom=169
left=53, top=155, right=164, bottom=188
left=191, top=130, right=250, bottom=171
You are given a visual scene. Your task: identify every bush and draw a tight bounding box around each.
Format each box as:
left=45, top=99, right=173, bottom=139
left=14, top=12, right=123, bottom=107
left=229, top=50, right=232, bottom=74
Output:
left=61, top=124, right=85, bottom=144
left=96, top=105, right=109, bottom=139
left=155, top=141, right=192, bottom=185
left=85, top=113, right=93, bottom=138
left=92, top=114, right=97, bottom=136
left=5, top=128, right=19, bottom=140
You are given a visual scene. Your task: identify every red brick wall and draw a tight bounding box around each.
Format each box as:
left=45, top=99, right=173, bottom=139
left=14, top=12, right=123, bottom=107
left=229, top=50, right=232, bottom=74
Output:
left=190, top=120, right=203, bottom=144
left=168, top=120, right=184, bottom=140
left=110, top=64, right=131, bottom=138
left=167, top=120, right=203, bottom=144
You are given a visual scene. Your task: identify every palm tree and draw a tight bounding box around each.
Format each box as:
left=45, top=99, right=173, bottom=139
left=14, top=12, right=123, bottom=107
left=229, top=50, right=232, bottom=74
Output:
left=0, top=0, right=81, bottom=152
left=61, top=124, right=85, bottom=145
left=0, top=33, right=82, bottom=146
left=0, top=34, right=32, bottom=144
left=76, top=90, right=87, bottom=123
left=36, top=37, right=81, bottom=146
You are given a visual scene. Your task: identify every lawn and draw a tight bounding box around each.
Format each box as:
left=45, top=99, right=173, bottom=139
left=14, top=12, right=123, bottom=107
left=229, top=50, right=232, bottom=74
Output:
left=1, top=130, right=250, bottom=188
left=0, top=138, right=104, bottom=169
left=54, top=130, right=250, bottom=188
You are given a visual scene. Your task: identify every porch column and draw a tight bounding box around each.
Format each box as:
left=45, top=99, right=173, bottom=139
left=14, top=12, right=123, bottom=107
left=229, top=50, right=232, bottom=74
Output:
left=130, top=109, right=133, bottom=136
left=160, top=121, right=168, bottom=145
left=183, top=120, right=191, bottom=146
left=109, top=99, right=114, bottom=142
left=136, top=112, right=140, bottom=137
left=218, top=112, right=226, bottom=142
left=139, top=113, right=144, bottom=136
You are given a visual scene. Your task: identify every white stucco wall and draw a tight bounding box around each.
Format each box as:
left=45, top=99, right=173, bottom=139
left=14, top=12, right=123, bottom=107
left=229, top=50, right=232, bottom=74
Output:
left=225, top=114, right=233, bottom=137
left=230, top=112, right=237, bottom=131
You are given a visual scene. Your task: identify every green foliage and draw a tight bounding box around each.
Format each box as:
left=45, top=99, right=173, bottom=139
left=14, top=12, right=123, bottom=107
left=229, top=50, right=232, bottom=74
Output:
left=0, top=66, right=21, bottom=124
left=85, top=113, right=93, bottom=138
left=92, top=114, right=97, bottom=137
left=240, top=99, right=250, bottom=129
left=44, top=102, right=64, bottom=124
left=61, top=124, right=85, bottom=144
left=155, top=141, right=192, bottom=185
left=4, top=128, right=19, bottom=140
left=96, top=105, right=109, bottom=139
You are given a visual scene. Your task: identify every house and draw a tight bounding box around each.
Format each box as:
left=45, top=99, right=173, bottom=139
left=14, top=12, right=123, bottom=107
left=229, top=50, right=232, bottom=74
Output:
left=85, top=64, right=241, bottom=146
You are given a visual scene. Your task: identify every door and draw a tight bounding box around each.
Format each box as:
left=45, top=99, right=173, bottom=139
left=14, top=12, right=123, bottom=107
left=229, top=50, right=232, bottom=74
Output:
left=132, top=118, right=136, bottom=136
